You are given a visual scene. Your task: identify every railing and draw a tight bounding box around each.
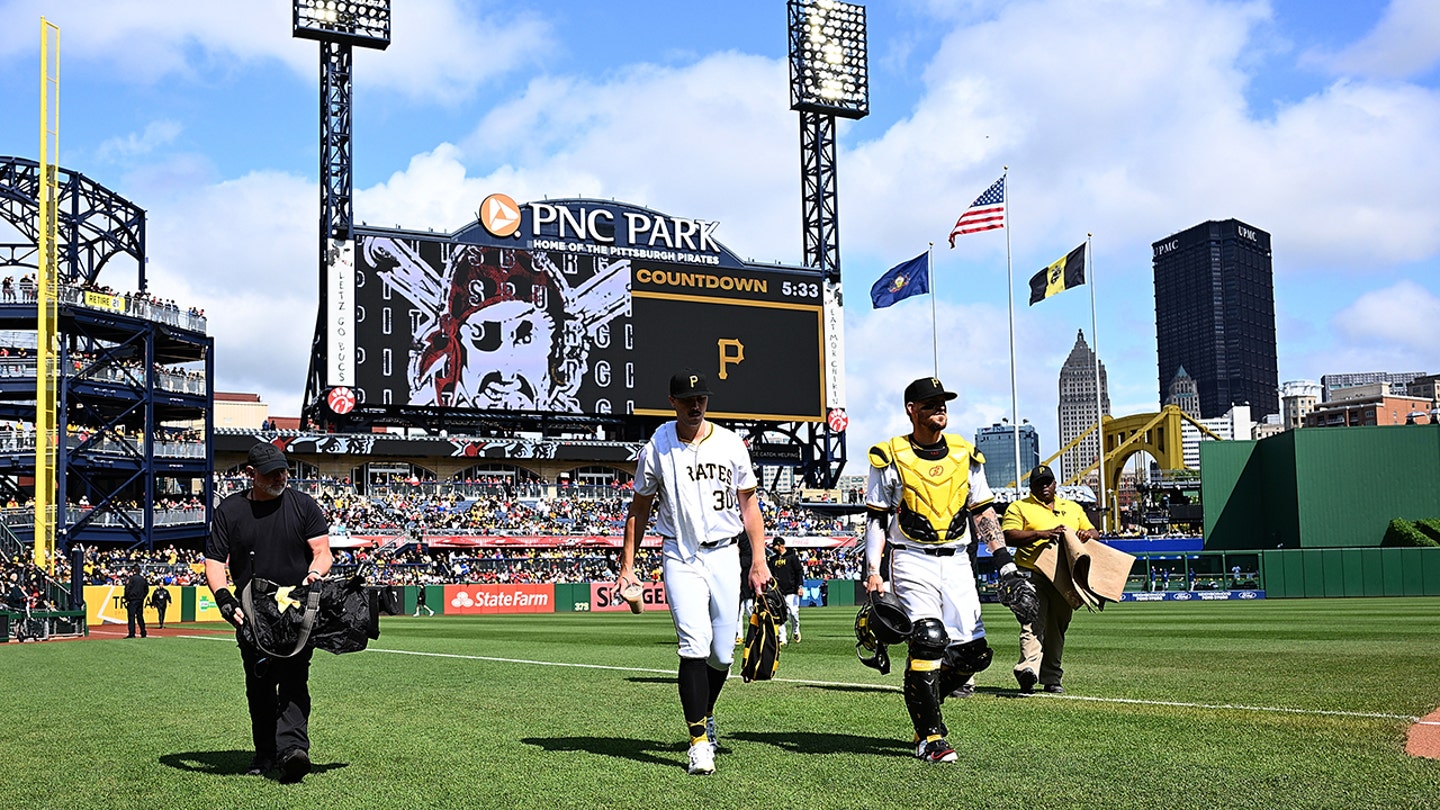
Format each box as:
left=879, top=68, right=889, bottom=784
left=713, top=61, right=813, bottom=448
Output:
left=54, top=284, right=208, bottom=333
left=0, top=358, right=205, bottom=395
left=0, top=507, right=204, bottom=529
left=0, top=431, right=203, bottom=459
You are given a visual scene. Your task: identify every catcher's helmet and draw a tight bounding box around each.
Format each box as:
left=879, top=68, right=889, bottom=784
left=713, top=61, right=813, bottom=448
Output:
left=854, top=591, right=913, bottom=675
left=866, top=590, right=913, bottom=646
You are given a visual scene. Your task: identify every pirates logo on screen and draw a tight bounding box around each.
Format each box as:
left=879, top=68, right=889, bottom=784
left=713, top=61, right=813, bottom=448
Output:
left=404, top=244, right=627, bottom=411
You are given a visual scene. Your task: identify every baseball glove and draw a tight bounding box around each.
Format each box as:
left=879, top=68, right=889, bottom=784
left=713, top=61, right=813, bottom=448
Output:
left=997, top=569, right=1041, bottom=626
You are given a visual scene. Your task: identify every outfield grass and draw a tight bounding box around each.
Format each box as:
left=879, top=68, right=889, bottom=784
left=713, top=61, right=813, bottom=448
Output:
left=1, top=598, right=1437, bottom=810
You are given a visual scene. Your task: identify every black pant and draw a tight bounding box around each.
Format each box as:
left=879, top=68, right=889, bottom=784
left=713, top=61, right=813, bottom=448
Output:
left=238, top=635, right=314, bottom=758
left=155, top=604, right=167, bottom=628
left=126, top=600, right=147, bottom=637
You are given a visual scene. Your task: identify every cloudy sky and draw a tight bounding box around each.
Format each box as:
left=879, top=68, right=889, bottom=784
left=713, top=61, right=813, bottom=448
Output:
left=0, top=0, right=1436, bottom=465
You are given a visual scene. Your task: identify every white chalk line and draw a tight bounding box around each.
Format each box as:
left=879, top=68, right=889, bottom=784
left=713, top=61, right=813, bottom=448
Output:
left=180, top=633, right=1423, bottom=723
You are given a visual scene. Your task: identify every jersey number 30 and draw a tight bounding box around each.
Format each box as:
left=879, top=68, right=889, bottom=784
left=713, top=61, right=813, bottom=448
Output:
left=712, top=490, right=737, bottom=511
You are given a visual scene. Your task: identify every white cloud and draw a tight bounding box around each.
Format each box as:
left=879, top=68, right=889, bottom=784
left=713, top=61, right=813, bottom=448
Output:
left=1306, top=0, right=1440, bottom=79
left=1335, top=279, right=1440, bottom=350
left=95, top=120, right=182, bottom=162
left=0, top=0, right=551, bottom=102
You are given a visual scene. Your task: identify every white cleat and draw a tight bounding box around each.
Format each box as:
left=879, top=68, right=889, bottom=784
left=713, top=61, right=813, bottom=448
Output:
left=687, top=740, right=716, bottom=775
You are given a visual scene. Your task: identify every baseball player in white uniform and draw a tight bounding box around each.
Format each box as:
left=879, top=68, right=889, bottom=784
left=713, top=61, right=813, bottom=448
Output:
left=864, top=377, right=1031, bottom=763
left=617, top=369, right=772, bottom=776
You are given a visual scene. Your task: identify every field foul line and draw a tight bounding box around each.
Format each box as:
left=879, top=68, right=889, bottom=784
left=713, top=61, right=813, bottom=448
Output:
left=180, top=636, right=1421, bottom=723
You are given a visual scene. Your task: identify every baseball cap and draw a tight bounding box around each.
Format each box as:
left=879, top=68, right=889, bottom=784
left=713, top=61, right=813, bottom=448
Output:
left=670, top=369, right=713, bottom=398
left=1029, top=464, right=1056, bottom=484
left=248, top=443, right=289, bottom=474
left=773, top=538, right=786, bottom=547
left=904, top=377, right=958, bottom=404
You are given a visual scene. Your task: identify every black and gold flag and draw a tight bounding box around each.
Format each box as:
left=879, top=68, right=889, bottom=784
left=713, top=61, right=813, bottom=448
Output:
left=1028, top=243, right=1086, bottom=305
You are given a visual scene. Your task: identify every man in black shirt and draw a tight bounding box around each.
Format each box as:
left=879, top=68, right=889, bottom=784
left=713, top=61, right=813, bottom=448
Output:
left=123, top=569, right=149, bottom=638
left=149, top=583, right=172, bottom=629
left=770, top=538, right=804, bottom=644
left=205, top=443, right=331, bottom=784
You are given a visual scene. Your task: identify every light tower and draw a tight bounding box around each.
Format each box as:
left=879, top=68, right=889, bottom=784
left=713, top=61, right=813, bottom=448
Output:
left=293, top=0, right=390, bottom=428
left=787, top=0, right=868, bottom=487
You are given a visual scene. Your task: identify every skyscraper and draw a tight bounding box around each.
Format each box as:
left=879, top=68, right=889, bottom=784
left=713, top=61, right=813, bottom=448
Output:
left=1057, top=329, right=1110, bottom=482
left=974, top=421, right=1040, bottom=491
left=1152, top=219, right=1278, bottom=419
left=1164, top=366, right=1200, bottom=419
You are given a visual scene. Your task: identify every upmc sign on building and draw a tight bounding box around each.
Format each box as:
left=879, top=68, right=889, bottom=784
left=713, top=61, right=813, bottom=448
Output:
left=341, top=195, right=829, bottom=423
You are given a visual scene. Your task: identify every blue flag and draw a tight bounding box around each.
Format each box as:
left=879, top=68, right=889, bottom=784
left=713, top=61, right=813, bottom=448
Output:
left=870, top=252, right=930, bottom=309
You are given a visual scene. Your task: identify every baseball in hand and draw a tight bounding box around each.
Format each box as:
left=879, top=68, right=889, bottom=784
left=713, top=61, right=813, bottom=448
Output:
left=620, top=582, right=644, bottom=614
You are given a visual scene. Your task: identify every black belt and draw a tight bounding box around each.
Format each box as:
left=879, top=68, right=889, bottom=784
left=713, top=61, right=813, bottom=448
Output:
left=901, top=545, right=957, bottom=557
left=700, top=530, right=746, bottom=549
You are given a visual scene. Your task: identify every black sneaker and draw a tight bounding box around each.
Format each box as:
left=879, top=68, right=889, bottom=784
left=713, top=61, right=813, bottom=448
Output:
left=949, top=683, right=975, bottom=698
left=278, top=748, right=311, bottom=784
left=1044, top=684, right=1065, bottom=694
left=245, top=756, right=274, bottom=776
left=1016, top=668, right=1038, bottom=695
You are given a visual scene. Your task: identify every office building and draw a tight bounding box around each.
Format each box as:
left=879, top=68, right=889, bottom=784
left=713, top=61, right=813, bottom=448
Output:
left=1057, top=329, right=1110, bottom=483
left=1163, top=366, right=1200, bottom=418
left=1320, top=371, right=1426, bottom=402
left=1153, top=219, right=1278, bottom=420
left=1280, top=380, right=1321, bottom=431
left=974, top=421, right=1040, bottom=491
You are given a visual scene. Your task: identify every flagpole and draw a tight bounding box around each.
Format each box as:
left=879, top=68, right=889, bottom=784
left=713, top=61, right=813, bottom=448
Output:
left=1003, top=168, right=1021, bottom=495
left=1088, top=233, right=1106, bottom=532
left=928, top=242, right=938, bottom=377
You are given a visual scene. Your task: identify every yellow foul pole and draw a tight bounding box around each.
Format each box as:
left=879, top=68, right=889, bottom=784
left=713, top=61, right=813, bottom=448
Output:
left=35, top=18, right=60, bottom=573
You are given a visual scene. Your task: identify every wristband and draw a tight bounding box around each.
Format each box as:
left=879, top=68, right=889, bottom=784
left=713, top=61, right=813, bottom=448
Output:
left=991, top=546, right=1014, bottom=568
left=214, top=587, right=238, bottom=610
left=307, top=569, right=322, bottom=580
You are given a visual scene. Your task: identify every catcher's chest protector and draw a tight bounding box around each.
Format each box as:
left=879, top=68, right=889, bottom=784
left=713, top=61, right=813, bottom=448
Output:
left=874, top=434, right=977, bottom=545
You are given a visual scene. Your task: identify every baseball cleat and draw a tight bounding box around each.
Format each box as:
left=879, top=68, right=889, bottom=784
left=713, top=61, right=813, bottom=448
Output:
left=687, top=740, right=716, bottom=775
left=794, top=632, right=801, bottom=642
left=705, top=715, right=719, bottom=753
left=915, top=737, right=958, bottom=763
left=949, top=683, right=976, bottom=698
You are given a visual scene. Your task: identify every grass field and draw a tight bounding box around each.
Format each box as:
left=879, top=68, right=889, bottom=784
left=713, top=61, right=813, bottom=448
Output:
left=1, top=598, right=1438, bottom=810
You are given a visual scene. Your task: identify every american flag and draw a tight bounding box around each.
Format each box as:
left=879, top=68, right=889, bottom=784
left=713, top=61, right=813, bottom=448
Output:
left=948, top=176, right=1006, bottom=247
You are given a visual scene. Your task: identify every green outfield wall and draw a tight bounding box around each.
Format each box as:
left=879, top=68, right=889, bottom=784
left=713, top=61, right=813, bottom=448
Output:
left=1202, top=424, right=1440, bottom=550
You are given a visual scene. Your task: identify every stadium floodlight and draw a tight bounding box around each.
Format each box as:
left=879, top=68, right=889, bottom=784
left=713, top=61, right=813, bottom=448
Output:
left=787, top=0, right=869, bottom=119
left=293, top=0, right=391, bottom=50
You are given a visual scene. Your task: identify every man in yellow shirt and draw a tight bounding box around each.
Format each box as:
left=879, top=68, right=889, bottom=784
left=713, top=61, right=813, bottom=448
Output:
left=1000, top=465, right=1098, bottom=695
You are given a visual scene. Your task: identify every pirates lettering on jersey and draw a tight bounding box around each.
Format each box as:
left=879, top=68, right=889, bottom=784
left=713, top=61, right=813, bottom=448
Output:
left=685, top=462, right=735, bottom=486
left=877, top=434, right=981, bottom=545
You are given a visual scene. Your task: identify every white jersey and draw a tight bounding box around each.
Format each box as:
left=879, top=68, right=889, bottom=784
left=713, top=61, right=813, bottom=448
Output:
left=635, top=420, right=756, bottom=560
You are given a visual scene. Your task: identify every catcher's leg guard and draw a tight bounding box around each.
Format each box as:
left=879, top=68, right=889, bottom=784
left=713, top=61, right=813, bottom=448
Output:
left=903, top=619, right=949, bottom=738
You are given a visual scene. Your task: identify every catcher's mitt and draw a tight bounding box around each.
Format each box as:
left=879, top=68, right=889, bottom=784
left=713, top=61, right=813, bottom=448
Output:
left=997, top=569, right=1040, bottom=625
left=741, top=585, right=782, bottom=683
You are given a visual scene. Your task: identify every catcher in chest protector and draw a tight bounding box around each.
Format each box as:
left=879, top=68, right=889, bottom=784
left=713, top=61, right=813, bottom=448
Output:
left=615, top=370, right=773, bottom=776
left=864, top=377, right=1040, bottom=764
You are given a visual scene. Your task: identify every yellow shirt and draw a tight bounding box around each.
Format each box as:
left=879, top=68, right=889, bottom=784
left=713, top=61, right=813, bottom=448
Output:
left=1001, top=494, right=1094, bottom=570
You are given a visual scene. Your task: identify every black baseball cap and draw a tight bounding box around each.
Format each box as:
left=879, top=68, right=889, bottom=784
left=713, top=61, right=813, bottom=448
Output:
left=773, top=538, right=786, bottom=547
left=1029, top=464, right=1056, bottom=484
left=904, top=377, right=958, bottom=405
left=670, top=369, right=713, bottom=398
left=248, top=442, right=289, bottom=474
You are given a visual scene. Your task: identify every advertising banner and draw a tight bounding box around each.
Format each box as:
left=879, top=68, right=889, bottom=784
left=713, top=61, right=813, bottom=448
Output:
left=590, top=581, right=668, bottom=612
left=442, top=583, right=553, bottom=614
left=1120, top=590, right=1266, bottom=601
